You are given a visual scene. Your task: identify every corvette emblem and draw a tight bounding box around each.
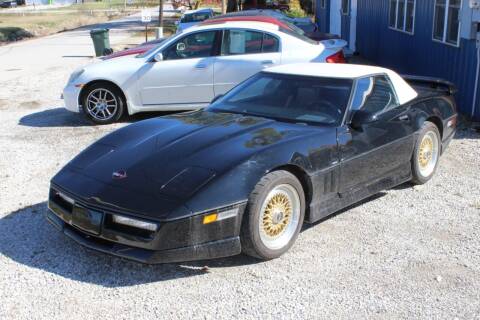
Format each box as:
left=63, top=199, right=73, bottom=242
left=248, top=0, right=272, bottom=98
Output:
left=112, top=170, right=127, bottom=179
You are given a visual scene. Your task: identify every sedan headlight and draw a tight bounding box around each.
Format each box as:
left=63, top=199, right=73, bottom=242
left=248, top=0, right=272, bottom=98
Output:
left=111, top=214, right=158, bottom=232
left=68, top=69, right=84, bottom=85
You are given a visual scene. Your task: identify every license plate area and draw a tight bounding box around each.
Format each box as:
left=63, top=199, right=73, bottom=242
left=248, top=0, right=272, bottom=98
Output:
left=71, top=206, right=103, bottom=235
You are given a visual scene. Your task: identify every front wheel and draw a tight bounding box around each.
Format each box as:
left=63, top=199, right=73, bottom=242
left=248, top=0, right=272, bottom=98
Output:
left=82, top=83, right=125, bottom=124
left=411, top=121, right=441, bottom=184
left=241, top=170, right=305, bottom=260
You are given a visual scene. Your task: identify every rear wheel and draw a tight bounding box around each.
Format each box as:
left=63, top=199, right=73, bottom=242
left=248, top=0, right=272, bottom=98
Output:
left=82, top=83, right=125, bottom=124
left=241, top=170, right=305, bottom=260
left=411, top=121, right=441, bottom=184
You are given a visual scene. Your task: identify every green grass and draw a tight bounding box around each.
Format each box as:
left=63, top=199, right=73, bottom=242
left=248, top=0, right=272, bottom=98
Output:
left=64, top=0, right=159, bottom=11
left=0, top=11, right=122, bottom=42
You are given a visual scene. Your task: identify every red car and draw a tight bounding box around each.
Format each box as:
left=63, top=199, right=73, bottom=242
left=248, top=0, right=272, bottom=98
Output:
left=104, top=15, right=345, bottom=63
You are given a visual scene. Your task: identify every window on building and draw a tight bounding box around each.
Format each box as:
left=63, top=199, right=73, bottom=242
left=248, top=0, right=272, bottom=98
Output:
left=341, top=0, right=349, bottom=15
left=389, top=0, right=416, bottom=34
left=433, top=0, right=461, bottom=46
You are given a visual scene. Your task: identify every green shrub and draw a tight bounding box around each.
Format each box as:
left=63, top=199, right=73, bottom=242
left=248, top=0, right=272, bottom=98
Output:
left=0, top=27, right=34, bottom=42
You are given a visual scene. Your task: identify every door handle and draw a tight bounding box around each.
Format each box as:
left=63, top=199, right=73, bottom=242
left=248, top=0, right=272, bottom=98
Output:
left=196, top=64, right=208, bottom=69
left=261, top=60, right=274, bottom=65
left=398, top=114, right=409, bottom=122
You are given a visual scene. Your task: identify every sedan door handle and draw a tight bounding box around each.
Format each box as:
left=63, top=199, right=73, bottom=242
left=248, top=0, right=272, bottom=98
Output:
left=196, top=64, right=208, bottom=69
left=398, top=114, right=410, bottom=121
left=261, top=60, right=274, bottom=65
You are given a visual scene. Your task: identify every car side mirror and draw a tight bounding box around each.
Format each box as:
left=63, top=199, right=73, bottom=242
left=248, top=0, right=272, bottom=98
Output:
left=350, top=110, right=377, bottom=129
left=154, top=53, right=163, bottom=62
left=211, top=94, right=224, bottom=104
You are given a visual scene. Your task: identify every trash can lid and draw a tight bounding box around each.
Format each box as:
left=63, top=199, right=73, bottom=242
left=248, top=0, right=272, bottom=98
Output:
left=90, top=28, right=109, bottom=35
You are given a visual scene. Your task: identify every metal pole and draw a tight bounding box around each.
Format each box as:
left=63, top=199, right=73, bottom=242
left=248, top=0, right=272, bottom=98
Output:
left=145, top=23, right=148, bottom=42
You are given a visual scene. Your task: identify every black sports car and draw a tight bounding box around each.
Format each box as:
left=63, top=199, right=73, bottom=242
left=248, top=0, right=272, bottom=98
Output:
left=47, top=63, right=457, bottom=263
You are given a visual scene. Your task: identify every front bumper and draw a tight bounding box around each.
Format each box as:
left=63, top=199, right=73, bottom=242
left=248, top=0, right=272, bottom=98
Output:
left=46, top=187, right=244, bottom=264
left=62, top=84, right=82, bottom=113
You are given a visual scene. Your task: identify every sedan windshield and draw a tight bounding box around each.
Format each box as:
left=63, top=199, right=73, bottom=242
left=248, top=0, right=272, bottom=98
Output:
left=209, top=73, right=353, bottom=125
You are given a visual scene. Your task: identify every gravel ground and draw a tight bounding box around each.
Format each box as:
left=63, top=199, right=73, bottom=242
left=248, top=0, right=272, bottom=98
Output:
left=1, top=25, right=480, bottom=320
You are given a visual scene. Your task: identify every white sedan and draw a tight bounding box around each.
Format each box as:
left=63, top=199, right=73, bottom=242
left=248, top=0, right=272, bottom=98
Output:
left=63, top=21, right=347, bottom=124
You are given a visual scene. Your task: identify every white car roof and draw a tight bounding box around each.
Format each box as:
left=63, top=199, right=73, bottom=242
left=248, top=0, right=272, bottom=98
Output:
left=186, top=21, right=280, bottom=33
left=265, top=63, right=418, bottom=105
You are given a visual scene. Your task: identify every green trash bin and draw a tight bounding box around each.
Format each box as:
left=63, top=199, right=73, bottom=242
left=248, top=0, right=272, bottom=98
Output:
left=90, top=28, right=111, bottom=57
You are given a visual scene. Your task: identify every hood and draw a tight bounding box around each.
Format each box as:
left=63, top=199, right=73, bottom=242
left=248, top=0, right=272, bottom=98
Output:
left=62, top=111, right=321, bottom=201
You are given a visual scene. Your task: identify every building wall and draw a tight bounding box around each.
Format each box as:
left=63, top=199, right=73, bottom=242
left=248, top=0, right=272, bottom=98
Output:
left=316, top=0, right=480, bottom=120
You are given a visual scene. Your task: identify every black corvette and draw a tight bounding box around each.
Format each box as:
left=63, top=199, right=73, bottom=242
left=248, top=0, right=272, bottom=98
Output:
left=47, top=64, right=457, bottom=263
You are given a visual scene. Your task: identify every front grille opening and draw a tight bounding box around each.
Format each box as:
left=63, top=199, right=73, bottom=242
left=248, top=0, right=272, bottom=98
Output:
left=50, top=189, right=74, bottom=213
left=104, top=215, right=155, bottom=239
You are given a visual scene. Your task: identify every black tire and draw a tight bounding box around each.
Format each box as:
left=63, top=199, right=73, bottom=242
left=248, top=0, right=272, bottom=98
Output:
left=241, top=170, right=305, bottom=260
left=411, top=121, right=441, bottom=185
left=82, top=82, right=125, bottom=125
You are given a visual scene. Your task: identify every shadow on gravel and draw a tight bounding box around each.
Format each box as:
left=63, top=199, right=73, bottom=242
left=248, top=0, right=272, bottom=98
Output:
left=0, top=202, right=259, bottom=287
left=19, top=108, right=183, bottom=128
left=19, top=108, right=92, bottom=127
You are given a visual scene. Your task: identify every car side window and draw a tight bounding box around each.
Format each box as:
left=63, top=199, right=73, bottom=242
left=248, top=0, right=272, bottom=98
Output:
left=221, top=30, right=279, bottom=55
left=262, top=33, right=280, bottom=53
left=163, top=31, right=217, bottom=60
left=351, top=76, right=399, bottom=114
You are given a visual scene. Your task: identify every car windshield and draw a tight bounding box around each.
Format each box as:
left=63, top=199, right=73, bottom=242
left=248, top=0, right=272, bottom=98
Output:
left=209, top=72, right=353, bottom=125
left=181, top=12, right=211, bottom=23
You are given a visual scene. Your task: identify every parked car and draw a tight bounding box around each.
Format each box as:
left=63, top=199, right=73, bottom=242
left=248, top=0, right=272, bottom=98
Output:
left=203, top=14, right=340, bottom=42
left=48, top=63, right=457, bottom=263
left=0, top=0, right=17, bottom=8
left=243, top=0, right=290, bottom=11
left=105, top=14, right=342, bottom=61
left=102, top=38, right=166, bottom=60
left=63, top=21, right=347, bottom=124
left=176, top=8, right=215, bottom=33
left=218, top=9, right=319, bottom=34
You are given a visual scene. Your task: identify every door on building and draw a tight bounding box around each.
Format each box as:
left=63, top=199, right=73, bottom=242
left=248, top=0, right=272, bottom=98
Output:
left=329, top=0, right=341, bottom=36
left=329, top=0, right=356, bottom=52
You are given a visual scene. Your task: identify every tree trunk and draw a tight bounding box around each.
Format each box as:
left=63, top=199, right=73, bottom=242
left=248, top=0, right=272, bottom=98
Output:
left=221, top=0, right=227, bottom=14
left=158, top=0, right=163, bottom=27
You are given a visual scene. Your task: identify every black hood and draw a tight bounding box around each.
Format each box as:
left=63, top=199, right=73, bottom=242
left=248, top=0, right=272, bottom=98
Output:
left=53, top=111, right=325, bottom=218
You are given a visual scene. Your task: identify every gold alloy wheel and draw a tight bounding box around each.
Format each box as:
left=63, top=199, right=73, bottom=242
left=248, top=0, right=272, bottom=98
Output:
left=418, top=135, right=433, bottom=168
left=417, top=130, right=439, bottom=177
left=262, top=193, right=292, bottom=237
left=258, top=184, right=301, bottom=250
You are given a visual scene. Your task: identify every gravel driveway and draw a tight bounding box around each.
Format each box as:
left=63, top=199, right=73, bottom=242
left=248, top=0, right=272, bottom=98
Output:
left=1, top=20, right=480, bottom=320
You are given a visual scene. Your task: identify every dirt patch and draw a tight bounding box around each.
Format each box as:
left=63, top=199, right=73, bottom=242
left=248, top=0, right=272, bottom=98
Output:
left=0, top=99, right=9, bottom=110
left=18, top=101, right=41, bottom=109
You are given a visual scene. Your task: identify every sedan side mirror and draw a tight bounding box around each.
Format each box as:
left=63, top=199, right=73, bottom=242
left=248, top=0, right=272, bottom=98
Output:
left=154, top=53, right=163, bottom=62
left=211, top=94, right=224, bottom=104
left=350, top=110, right=377, bottom=129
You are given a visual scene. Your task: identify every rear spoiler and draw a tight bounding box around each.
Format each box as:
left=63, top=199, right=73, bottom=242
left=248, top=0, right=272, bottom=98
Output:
left=320, top=39, right=348, bottom=50
left=402, top=75, right=457, bottom=95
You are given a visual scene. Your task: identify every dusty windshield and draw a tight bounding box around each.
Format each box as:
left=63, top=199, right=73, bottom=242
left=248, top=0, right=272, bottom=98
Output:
left=209, top=72, right=353, bottom=125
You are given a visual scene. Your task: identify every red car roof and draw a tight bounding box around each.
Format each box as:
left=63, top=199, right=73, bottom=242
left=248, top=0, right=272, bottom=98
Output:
left=200, top=16, right=292, bottom=31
